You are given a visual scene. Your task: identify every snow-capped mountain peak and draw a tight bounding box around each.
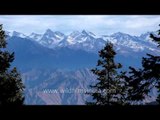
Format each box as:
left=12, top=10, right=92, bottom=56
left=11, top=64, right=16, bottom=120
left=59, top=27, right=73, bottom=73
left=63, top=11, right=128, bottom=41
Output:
left=12, top=31, right=27, bottom=38
left=5, top=31, right=12, bottom=37
left=30, top=32, right=42, bottom=37
left=43, top=29, right=55, bottom=38
left=139, top=31, right=158, bottom=46
left=81, top=30, right=96, bottom=37
left=81, top=30, right=89, bottom=35
left=7, top=29, right=160, bottom=54
left=29, top=33, right=43, bottom=41
left=43, top=29, right=65, bottom=39
left=45, top=29, right=54, bottom=34
left=140, top=31, right=152, bottom=39
left=69, top=31, right=81, bottom=38
left=111, top=32, right=133, bottom=39
left=65, top=30, right=97, bottom=45
left=54, top=31, right=65, bottom=37
left=38, top=29, right=65, bottom=47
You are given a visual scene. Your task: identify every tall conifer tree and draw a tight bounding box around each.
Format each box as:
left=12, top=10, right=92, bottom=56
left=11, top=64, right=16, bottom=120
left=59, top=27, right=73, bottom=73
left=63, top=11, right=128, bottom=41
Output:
left=0, top=24, right=25, bottom=105
left=87, top=42, right=126, bottom=105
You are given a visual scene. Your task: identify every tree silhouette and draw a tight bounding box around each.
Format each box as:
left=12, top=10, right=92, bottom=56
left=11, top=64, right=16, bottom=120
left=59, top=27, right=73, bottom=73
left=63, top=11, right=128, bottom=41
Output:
left=87, top=25, right=160, bottom=105
left=150, top=24, right=160, bottom=47
left=0, top=24, right=25, bottom=105
left=87, top=42, right=127, bottom=105
left=124, top=62, right=156, bottom=105
left=124, top=25, right=160, bottom=105
left=149, top=25, right=160, bottom=104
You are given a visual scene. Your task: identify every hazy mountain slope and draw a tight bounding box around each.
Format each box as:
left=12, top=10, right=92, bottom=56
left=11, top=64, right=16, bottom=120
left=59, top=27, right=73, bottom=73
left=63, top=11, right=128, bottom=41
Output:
left=5, top=30, right=160, bottom=105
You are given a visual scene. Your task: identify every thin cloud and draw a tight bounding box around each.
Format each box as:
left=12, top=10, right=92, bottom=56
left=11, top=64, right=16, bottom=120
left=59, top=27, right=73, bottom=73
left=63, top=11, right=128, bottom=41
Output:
left=0, top=15, right=159, bottom=36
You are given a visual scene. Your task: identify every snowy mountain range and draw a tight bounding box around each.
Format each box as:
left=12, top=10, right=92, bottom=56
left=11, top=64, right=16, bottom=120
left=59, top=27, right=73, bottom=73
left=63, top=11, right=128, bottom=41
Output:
left=6, top=29, right=160, bottom=105
left=6, top=29, right=159, bottom=54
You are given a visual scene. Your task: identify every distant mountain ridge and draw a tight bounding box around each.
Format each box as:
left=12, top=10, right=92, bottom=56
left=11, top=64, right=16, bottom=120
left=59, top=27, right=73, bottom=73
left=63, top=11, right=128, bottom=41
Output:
left=5, top=29, right=160, bottom=105
left=6, top=29, right=158, bottom=53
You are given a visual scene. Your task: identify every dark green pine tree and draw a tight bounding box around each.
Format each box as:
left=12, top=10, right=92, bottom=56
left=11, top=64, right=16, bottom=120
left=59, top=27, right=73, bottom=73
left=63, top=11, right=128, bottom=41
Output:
left=150, top=24, right=160, bottom=47
left=124, top=66, right=152, bottom=105
left=125, top=25, right=160, bottom=105
left=87, top=42, right=127, bottom=105
left=0, top=24, right=25, bottom=105
left=149, top=25, right=160, bottom=104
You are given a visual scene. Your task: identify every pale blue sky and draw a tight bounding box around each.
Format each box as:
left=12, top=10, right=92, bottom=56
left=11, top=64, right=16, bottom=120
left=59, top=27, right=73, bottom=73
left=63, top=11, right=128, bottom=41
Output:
left=0, top=15, right=160, bottom=36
